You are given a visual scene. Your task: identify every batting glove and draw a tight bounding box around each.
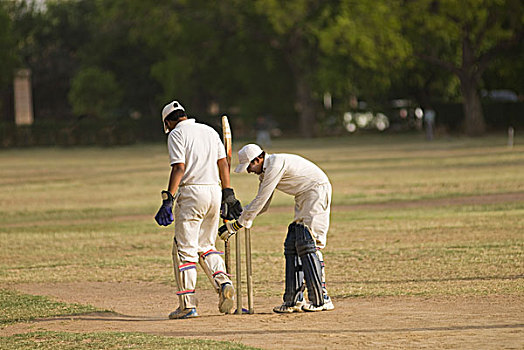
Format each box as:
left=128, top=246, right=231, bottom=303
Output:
left=218, top=220, right=243, bottom=241
left=221, top=188, right=243, bottom=220
left=155, top=190, right=174, bottom=226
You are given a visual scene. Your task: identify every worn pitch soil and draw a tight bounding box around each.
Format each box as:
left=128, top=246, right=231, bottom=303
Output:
left=3, top=195, right=524, bottom=348
left=2, top=282, right=523, bottom=349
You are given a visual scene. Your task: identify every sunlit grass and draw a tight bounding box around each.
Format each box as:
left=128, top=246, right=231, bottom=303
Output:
left=0, top=289, right=101, bottom=326
left=1, top=134, right=523, bottom=298
left=0, top=331, right=261, bottom=350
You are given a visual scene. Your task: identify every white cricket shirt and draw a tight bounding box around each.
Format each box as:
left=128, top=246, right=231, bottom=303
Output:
left=167, top=119, right=226, bottom=186
left=238, top=153, right=330, bottom=228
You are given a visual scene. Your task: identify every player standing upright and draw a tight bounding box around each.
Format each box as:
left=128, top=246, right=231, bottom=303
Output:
left=155, top=100, right=242, bottom=319
left=219, top=144, right=334, bottom=313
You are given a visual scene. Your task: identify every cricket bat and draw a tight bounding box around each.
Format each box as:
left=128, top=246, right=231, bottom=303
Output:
left=221, top=115, right=232, bottom=274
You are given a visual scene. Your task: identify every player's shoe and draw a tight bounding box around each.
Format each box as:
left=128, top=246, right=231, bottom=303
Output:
left=168, top=307, right=198, bottom=319
left=218, top=283, right=235, bottom=314
left=322, top=296, right=335, bottom=310
left=302, top=295, right=335, bottom=312
left=234, top=307, right=250, bottom=314
left=273, top=300, right=306, bottom=313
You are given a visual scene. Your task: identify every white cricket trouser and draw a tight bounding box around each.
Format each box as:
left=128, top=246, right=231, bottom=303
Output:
left=294, top=182, right=332, bottom=297
left=294, top=182, right=331, bottom=249
left=173, top=184, right=231, bottom=308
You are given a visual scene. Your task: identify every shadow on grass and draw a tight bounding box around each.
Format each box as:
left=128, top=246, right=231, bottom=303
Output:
left=334, top=274, right=524, bottom=285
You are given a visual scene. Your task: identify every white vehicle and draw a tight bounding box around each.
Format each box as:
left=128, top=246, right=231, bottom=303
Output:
left=343, top=111, right=390, bottom=133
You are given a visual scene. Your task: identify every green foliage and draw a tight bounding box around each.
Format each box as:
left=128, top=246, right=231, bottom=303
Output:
left=76, top=0, right=162, bottom=118
left=404, top=0, right=523, bottom=64
left=316, top=0, right=411, bottom=99
left=401, top=0, right=524, bottom=134
left=69, top=66, right=123, bottom=119
left=1, top=0, right=523, bottom=135
left=0, top=4, right=17, bottom=89
left=253, top=0, right=412, bottom=134
left=3, top=0, right=95, bottom=120
left=483, top=35, right=524, bottom=94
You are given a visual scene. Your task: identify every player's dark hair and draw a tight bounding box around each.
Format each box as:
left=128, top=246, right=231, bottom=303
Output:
left=165, top=109, right=186, bottom=121
left=250, top=151, right=265, bottom=164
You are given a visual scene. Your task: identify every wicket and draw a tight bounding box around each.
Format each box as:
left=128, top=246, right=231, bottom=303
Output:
left=235, top=228, right=254, bottom=314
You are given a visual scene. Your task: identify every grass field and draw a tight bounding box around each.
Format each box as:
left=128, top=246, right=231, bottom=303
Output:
left=1, top=133, right=523, bottom=349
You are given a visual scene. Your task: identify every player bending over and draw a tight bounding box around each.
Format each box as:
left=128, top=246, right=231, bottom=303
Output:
left=219, top=144, right=334, bottom=313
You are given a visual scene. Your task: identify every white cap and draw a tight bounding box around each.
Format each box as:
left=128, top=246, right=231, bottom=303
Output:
left=234, top=144, right=264, bottom=173
left=161, top=100, right=185, bottom=134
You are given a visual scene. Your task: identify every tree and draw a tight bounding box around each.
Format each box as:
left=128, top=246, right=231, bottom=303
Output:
left=108, top=0, right=295, bottom=127
left=385, top=52, right=463, bottom=113
left=68, top=66, right=122, bottom=119
left=254, top=0, right=410, bottom=137
left=403, top=0, right=524, bottom=135
left=0, top=3, right=18, bottom=119
left=482, top=34, right=524, bottom=96
left=5, top=0, right=95, bottom=120
left=76, top=0, right=164, bottom=118
left=0, top=4, right=17, bottom=88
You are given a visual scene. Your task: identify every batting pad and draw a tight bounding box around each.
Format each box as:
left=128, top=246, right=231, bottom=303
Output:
left=283, top=223, right=302, bottom=305
left=283, top=254, right=305, bottom=305
left=178, top=262, right=198, bottom=308
left=295, top=223, right=324, bottom=307
left=316, top=248, right=328, bottom=295
left=200, top=249, right=232, bottom=286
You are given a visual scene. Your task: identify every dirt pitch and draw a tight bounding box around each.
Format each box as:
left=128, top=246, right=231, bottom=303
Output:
left=3, top=282, right=523, bottom=349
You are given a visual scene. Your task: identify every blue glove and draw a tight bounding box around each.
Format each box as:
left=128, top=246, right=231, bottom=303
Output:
left=155, top=190, right=174, bottom=226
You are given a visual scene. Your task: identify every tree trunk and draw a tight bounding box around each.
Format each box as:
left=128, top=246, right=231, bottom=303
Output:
left=286, top=31, right=317, bottom=138
left=294, top=72, right=316, bottom=138
left=459, top=75, right=486, bottom=136
left=460, top=35, right=486, bottom=136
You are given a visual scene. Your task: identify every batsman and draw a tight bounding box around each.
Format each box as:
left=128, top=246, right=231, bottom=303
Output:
left=219, top=144, right=334, bottom=313
left=155, top=100, right=242, bottom=319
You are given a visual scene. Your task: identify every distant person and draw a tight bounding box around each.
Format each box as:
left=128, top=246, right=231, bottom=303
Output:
left=424, top=107, right=436, bottom=141
left=154, top=100, right=242, bottom=319
left=255, top=116, right=272, bottom=147
left=219, top=144, right=335, bottom=313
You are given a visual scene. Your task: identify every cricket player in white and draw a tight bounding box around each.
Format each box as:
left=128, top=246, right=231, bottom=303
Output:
left=155, top=100, right=242, bottom=319
left=219, top=144, right=335, bottom=313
